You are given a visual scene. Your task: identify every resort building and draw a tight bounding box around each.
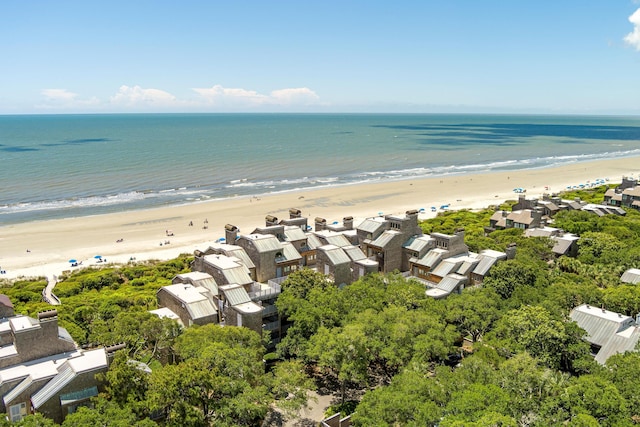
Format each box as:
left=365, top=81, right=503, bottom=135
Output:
left=570, top=304, right=640, bottom=365
left=604, top=177, right=640, bottom=211
left=0, top=297, right=117, bottom=423
left=524, top=227, right=580, bottom=257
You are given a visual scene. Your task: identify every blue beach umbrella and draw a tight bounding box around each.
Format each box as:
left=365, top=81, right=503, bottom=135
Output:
left=68, top=259, right=77, bottom=263
left=94, top=255, right=102, bottom=259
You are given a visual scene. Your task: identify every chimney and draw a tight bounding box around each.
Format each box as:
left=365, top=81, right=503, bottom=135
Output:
left=506, top=243, right=517, bottom=260
left=454, top=227, right=465, bottom=238
left=225, top=224, right=239, bottom=243
left=265, top=215, right=278, bottom=226
left=289, top=208, right=302, bottom=219
left=315, top=217, right=327, bottom=232
left=343, top=216, right=353, bottom=230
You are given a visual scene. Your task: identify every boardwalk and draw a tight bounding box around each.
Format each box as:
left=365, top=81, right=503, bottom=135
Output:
left=42, top=275, right=61, bottom=305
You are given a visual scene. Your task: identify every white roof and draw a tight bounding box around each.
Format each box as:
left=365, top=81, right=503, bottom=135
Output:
left=10, top=316, right=37, bottom=332
left=233, top=301, right=263, bottom=314
left=0, top=351, right=81, bottom=384
left=161, top=284, right=208, bottom=304
left=149, top=307, right=182, bottom=322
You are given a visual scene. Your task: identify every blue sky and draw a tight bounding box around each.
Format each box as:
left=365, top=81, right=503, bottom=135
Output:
left=2, top=1, right=640, bottom=114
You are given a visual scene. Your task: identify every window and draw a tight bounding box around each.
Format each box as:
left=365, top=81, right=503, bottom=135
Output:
left=10, top=402, right=27, bottom=422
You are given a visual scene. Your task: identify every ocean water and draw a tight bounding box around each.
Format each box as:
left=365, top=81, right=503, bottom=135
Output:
left=1, top=113, right=639, bottom=225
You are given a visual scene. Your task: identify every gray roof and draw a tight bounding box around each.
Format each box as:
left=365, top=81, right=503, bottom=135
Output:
left=570, top=304, right=635, bottom=347
left=416, top=248, right=447, bottom=268
left=280, top=241, right=302, bottom=262
left=220, top=285, right=252, bottom=306
left=370, top=230, right=402, bottom=248
left=507, top=210, right=536, bottom=225
left=160, top=284, right=218, bottom=319
left=456, top=256, right=480, bottom=275
left=430, top=258, right=463, bottom=278
left=319, top=245, right=351, bottom=265
left=306, top=233, right=323, bottom=250
left=342, top=245, right=367, bottom=261
left=223, top=246, right=255, bottom=269
left=403, top=236, right=433, bottom=252
left=316, top=231, right=352, bottom=248
left=472, top=252, right=503, bottom=276
left=284, top=226, right=307, bottom=242
left=203, top=255, right=253, bottom=286
left=570, top=304, right=640, bottom=364
left=174, top=272, right=219, bottom=295
left=357, top=218, right=386, bottom=234
left=621, top=268, right=640, bottom=284
left=551, top=234, right=579, bottom=255
left=31, top=348, right=107, bottom=409
left=425, top=274, right=467, bottom=298
left=246, top=234, right=283, bottom=253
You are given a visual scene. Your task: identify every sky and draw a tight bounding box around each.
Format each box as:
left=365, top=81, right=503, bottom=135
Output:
left=1, top=1, right=640, bottom=115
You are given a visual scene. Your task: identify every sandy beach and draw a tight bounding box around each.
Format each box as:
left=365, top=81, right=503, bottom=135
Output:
left=1, top=157, right=639, bottom=281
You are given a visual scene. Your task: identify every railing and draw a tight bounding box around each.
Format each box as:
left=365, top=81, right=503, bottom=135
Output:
left=261, top=304, right=278, bottom=317
left=263, top=320, right=280, bottom=331
left=249, top=280, right=282, bottom=301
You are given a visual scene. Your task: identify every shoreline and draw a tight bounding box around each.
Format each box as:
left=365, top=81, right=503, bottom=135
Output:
left=1, top=156, right=639, bottom=281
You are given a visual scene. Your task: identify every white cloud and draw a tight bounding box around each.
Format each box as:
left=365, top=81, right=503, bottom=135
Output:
left=192, top=84, right=319, bottom=108
left=110, top=85, right=177, bottom=107
left=624, top=8, right=640, bottom=50
left=270, top=87, right=320, bottom=105
left=41, top=89, right=78, bottom=101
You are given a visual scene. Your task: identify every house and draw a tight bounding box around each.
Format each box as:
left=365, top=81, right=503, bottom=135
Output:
left=154, top=283, right=218, bottom=327
left=524, top=227, right=580, bottom=257
left=604, top=177, right=640, bottom=211
left=236, top=234, right=302, bottom=282
left=218, top=284, right=263, bottom=335
left=0, top=300, right=116, bottom=423
left=570, top=304, right=640, bottom=365
left=316, top=245, right=352, bottom=287
left=193, top=253, right=254, bottom=292
left=359, top=210, right=422, bottom=273
left=201, top=242, right=257, bottom=281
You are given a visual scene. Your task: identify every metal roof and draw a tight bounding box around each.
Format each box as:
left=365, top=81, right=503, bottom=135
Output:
left=306, top=233, right=323, bottom=250
left=456, top=257, right=480, bottom=275
left=570, top=304, right=640, bottom=364
left=342, top=245, right=366, bottom=261
left=203, top=255, right=253, bottom=285
left=371, top=230, right=402, bottom=248
left=416, top=248, right=446, bottom=268
left=403, top=236, right=433, bottom=252
left=472, top=255, right=499, bottom=276
left=174, top=272, right=219, bottom=295
left=319, top=245, right=351, bottom=265
left=32, top=349, right=107, bottom=409
left=595, top=326, right=640, bottom=365
left=245, top=234, right=283, bottom=253
left=281, top=242, right=302, bottom=262
left=220, top=285, right=252, bottom=306
left=185, top=300, right=218, bottom=319
left=621, top=268, right=640, bottom=284
left=314, top=231, right=352, bottom=247
left=431, top=258, right=463, bottom=278
left=221, top=247, right=255, bottom=269
left=357, top=218, right=386, bottom=234
left=570, top=304, right=635, bottom=347
left=284, top=226, right=307, bottom=242
left=425, top=274, right=467, bottom=298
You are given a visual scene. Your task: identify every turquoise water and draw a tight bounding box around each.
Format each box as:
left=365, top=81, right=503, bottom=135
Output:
left=1, top=113, right=639, bottom=224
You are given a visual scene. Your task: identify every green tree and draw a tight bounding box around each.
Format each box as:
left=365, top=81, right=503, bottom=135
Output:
left=445, top=287, right=501, bottom=342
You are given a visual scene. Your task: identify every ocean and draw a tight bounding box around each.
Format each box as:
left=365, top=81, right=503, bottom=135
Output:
left=1, top=113, right=639, bottom=225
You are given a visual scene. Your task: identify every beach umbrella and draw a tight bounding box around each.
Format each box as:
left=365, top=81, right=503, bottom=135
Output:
left=94, top=255, right=102, bottom=259
left=68, top=259, right=77, bottom=263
